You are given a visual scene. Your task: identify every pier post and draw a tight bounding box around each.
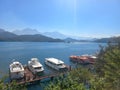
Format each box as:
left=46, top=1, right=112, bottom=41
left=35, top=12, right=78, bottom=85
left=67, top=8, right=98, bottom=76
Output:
left=63, top=73, right=66, bottom=78
left=51, top=76, right=54, bottom=81
left=69, top=65, right=72, bottom=71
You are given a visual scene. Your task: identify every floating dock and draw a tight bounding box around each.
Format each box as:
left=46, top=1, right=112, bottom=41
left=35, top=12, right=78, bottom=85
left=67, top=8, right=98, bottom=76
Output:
left=10, top=65, right=71, bottom=85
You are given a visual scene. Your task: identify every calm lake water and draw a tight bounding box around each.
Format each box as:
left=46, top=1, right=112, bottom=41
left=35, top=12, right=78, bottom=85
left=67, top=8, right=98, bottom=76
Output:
left=0, top=42, right=106, bottom=90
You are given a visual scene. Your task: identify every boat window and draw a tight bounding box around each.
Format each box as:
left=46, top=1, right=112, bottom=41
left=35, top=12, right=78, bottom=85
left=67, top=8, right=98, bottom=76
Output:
left=47, top=60, right=56, bottom=65
left=35, top=67, right=41, bottom=69
left=57, top=64, right=63, bottom=66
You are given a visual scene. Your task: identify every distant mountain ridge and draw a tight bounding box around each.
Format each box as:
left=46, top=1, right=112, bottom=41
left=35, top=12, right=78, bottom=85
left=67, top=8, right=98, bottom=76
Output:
left=64, top=38, right=93, bottom=42
left=12, top=28, right=95, bottom=40
left=0, top=28, right=5, bottom=32
left=42, top=31, right=68, bottom=39
left=11, top=34, right=63, bottom=42
left=12, top=28, right=40, bottom=35
left=12, top=29, right=68, bottom=39
left=1, top=28, right=120, bottom=42
left=94, top=36, right=120, bottom=43
left=0, top=29, right=17, bottom=41
left=0, top=28, right=63, bottom=42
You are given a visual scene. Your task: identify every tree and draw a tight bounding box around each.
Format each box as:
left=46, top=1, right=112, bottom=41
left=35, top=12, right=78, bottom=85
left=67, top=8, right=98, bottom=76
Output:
left=95, top=43, right=120, bottom=90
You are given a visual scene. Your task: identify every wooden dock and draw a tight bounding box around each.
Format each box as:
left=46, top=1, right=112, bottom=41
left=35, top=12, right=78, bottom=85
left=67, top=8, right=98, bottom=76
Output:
left=12, top=65, right=71, bottom=85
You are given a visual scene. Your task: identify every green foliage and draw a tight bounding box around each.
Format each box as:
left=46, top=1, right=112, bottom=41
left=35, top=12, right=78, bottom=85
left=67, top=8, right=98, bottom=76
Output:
left=8, top=80, right=27, bottom=90
left=95, top=43, right=120, bottom=90
left=45, top=68, right=89, bottom=90
left=0, top=78, right=27, bottom=90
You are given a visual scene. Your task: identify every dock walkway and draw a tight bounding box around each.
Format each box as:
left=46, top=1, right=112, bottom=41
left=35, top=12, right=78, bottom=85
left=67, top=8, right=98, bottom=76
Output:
left=13, top=66, right=71, bottom=85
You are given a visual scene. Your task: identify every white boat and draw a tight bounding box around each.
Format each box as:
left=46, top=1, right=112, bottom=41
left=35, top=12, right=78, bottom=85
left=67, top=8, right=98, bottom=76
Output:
left=45, top=58, right=67, bottom=71
left=28, top=58, right=44, bottom=75
left=9, top=61, right=24, bottom=79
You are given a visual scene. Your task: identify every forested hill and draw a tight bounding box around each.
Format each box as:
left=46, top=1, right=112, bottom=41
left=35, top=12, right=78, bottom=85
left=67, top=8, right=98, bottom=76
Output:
left=94, top=36, right=120, bottom=43
left=0, top=28, right=63, bottom=42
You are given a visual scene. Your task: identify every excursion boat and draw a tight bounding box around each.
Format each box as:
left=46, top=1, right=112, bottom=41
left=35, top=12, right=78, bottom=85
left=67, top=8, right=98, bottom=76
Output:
left=70, top=54, right=97, bottom=64
left=9, top=61, right=24, bottom=80
left=28, top=58, right=44, bottom=75
left=45, top=58, right=67, bottom=71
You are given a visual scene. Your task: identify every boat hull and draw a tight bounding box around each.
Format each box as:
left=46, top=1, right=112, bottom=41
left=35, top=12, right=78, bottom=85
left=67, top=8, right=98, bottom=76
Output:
left=70, top=55, right=95, bottom=64
left=9, top=70, right=24, bottom=80
left=9, top=61, right=25, bottom=80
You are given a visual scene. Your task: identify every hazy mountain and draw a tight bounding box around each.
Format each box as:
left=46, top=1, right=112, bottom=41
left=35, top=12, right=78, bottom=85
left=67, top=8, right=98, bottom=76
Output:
left=11, top=34, right=63, bottom=42
left=12, top=28, right=95, bottom=41
left=70, top=36, right=95, bottom=40
left=64, top=38, right=79, bottom=42
left=42, top=31, right=68, bottom=39
left=64, top=38, right=93, bottom=42
left=94, top=36, right=120, bottom=43
left=12, top=28, right=40, bottom=35
left=0, top=28, right=17, bottom=41
left=0, top=28, right=5, bottom=32
left=42, top=31, right=94, bottom=41
left=0, top=28, right=63, bottom=42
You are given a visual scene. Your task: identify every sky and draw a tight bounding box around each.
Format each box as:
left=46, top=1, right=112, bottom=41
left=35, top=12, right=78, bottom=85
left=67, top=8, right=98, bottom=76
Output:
left=0, top=0, right=120, bottom=38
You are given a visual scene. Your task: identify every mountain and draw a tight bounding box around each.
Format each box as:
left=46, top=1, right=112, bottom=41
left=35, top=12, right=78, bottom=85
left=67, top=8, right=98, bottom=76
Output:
left=0, top=28, right=17, bottom=41
left=12, top=29, right=67, bottom=39
left=12, top=28, right=40, bottom=35
left=64, top=38, right=79, bottom=42
left=68, top=35, right=95, bottom=40
left=64, top=38, right=93, bottom=42
left=42, top=31, right=95, bottom=41
left=0, top=28, right=5, bottom=32
left=42, top=31, right=68, bottom=39
left=11, top=34, right=63, bottom=42
left=94, top=36, right=120, bottom=43
left=12, top=28, right=94, bottom=41
left=0, top=28, right=63, bottom=42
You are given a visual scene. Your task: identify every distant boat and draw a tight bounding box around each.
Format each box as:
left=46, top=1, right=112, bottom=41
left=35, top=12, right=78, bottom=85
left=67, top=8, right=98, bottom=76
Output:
left=28, top=58, right=44, bottom=75
left=9, top=61, right=24, bottom=79
left=70, top=54, right=97, bottom=64
left=45, top=58, right=67, bottom=71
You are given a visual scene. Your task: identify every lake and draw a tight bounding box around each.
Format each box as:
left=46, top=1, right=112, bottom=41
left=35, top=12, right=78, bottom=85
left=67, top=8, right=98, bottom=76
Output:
left=0, top=42, right=106, bottom=89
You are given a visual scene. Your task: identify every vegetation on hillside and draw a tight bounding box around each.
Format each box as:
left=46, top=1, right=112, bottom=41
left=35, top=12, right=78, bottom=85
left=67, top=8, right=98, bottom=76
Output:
left=0, top=78, right=27, bottom=90
left=94, top=36, right=120, bottom=43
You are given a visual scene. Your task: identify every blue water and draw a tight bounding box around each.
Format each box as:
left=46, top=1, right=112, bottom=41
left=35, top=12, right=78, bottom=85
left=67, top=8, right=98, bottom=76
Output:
left=0, top=42, right=106, bottom=89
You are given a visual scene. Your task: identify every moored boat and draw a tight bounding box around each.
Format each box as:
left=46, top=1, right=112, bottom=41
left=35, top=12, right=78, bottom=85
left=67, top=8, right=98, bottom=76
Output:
left=28, top=58, right=44, bottom=75
left=45, top=58, right=67, bottom=71
left=70, top=55, right=97, bottom=64
left=9, top=61, right=24, bottom=80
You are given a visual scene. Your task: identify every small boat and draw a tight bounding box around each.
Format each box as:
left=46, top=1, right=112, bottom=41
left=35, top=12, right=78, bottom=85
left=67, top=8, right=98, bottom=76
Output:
left=45, top=58, right=67, bottom=71
left=70, top=54, right=97, bottom=64
left=9, top=61, right=24, bottom=80
left=28, top=58, right=44, bottom=75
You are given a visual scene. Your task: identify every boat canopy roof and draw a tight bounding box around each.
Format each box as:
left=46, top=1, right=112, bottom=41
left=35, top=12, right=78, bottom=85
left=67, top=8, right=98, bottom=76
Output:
left=29, top=58, right=42, bottom=68
left=45, top=58, right=64, bottom=65
left=10, top=61, right=24, bottom=72
left=81, top=54, right=97, bottom=58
